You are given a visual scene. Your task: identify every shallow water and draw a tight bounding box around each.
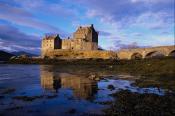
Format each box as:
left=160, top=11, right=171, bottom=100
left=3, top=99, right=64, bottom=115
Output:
left=0, top=65, right=166, bottom=116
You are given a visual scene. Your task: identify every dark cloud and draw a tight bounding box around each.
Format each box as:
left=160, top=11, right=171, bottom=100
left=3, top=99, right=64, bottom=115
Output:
left=117, top=42, right=139, bottom=49
left=114, top=40, right=149, bottom=50
left=0, top=24, right=41, bottom=54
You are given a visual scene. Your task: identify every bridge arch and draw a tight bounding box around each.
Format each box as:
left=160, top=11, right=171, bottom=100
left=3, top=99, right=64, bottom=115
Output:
left=131, top=53, right=143, bottom=59
left=168, top=50, right=175, bottom=57
left=144, top=51, right=165, bottom=58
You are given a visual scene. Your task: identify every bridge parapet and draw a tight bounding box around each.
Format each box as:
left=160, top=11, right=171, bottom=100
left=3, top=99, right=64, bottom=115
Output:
left=117, top=45, right=175, bottom=59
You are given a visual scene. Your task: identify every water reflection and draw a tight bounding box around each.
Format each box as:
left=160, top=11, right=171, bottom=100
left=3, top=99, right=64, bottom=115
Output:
left=0, top=65, right=168, bottom=116
left=40, top=65, right=97, bottom=99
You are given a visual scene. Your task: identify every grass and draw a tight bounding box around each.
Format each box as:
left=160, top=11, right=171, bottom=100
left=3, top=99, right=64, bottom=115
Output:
left=134, top=75, right=175, bottom=92
left=105, top=90, right=175, bottom=116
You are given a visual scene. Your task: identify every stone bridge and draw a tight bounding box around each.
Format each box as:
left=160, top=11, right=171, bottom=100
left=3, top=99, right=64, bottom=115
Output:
left=117, top=45, right=175, bottom=59
left=42, top=45, right=175, bottom=60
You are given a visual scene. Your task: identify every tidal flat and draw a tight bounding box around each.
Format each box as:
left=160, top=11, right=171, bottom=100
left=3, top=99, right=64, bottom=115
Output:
left=0, top=58, right=175, bottom=116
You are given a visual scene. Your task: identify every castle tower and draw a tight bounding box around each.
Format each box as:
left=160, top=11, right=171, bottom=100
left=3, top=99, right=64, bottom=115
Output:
left=41, top=34, right=61, bottom=58
left=73, top=24, right=98, bottom=50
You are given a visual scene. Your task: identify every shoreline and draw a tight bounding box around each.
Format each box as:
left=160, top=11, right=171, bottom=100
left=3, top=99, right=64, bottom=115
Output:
left=5, top=57, right=175, bottom=74
left=3, top=57, right=175, bottom=92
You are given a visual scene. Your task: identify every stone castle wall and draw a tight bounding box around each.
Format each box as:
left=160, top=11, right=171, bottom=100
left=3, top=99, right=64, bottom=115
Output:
left=62, top=39, right=72, bottom=49
left=41, top=25, right=175, bottom=59
left=41, top=24, right=99, bottom=58
left=43, top=49, right=118, bottom=59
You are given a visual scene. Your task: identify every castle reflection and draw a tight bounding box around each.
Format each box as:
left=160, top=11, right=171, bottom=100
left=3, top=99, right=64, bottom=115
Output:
left=40, top=66, right=97, bottom=99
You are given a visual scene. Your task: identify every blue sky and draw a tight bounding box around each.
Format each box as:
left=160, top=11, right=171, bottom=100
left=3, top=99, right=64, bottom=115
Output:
left=0, top=0, right=174, bottom=54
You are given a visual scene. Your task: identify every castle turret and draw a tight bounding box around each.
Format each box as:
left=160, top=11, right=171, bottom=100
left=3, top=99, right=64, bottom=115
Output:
left=72, top=24, right=98, bottom=50
left=41, top=34, right=61, bottom=58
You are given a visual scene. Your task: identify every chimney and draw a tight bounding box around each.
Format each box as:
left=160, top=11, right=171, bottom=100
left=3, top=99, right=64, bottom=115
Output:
left=91, top=24, right=94, bottom=27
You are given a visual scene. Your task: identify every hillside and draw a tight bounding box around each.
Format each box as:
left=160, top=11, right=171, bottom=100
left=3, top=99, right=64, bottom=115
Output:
left=11, top=51, right=38, bottom=57
left=0, top=50, right=14, bottom=61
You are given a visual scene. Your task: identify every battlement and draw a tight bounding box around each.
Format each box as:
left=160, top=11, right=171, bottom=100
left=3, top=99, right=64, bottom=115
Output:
left=43, top=34, right=60, bottom=40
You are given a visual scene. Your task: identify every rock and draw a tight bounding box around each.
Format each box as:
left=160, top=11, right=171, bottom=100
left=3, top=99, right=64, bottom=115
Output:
left=109, top=65, right=113, bottom=69
left=67, top=108, right=76, bottom=114
left=107, top=85, right=115, bottom=90
left=0, top=96, right=4, bottom=99
left=95, top=77, right=100, bottom=81
left=88, top=74, right=101, bottom=81
left=88, top=74, right=96, bottom=80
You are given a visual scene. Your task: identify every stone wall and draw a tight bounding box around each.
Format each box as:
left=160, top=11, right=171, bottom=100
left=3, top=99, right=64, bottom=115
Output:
left=62, top=39, right=72, bottom=50
left=43, top=50, right=118, bottom=59
left=58, top=39, right=98, bottom=51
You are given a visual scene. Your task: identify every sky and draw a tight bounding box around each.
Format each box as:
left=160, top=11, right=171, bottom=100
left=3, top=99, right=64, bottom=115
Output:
left=0, top=0, right=174, bottom=54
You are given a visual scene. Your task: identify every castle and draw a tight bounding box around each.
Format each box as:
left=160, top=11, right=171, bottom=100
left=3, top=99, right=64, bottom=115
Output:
left=41, top=24, right=174, bottom=59
left=41, top=24, right=98, bottom=58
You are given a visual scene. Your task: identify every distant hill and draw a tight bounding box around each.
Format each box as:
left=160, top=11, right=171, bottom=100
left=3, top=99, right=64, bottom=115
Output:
left=11, top=51, right=38, bottom=57
left=0, top=50, right=15, bottom=61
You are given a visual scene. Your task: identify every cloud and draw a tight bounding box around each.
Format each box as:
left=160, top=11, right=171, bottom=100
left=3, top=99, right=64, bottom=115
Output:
left=74, top=0, right=173, bottom=29
left=0, top=24, right=41, bottom=54
left=114, top=41, right=151, bottom=50
left=73, top=0, right=174, bottom=49
left=0, top=2, right=66, bottom=34
left=0, top=41, right=40, bottom=54
left=115, top=41, right=140, bottom=50
left=99, top=31, right=112, bottom=36
left=130, top=0, right=172, bottom=4
left=13, top=0, right=78, bottom=19
left=132, top=33, right=143, bottom=37
left=132, top=11, right=173, bottom=30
